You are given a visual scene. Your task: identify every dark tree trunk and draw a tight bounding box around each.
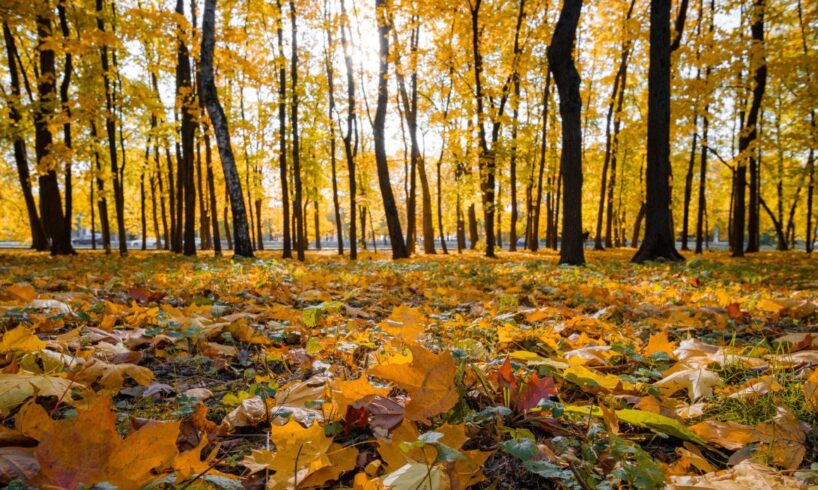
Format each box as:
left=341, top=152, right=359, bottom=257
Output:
left=274, top=0, right=291, bottom=258
left=204, top=130, right=222, bottom=255
left=155, top=141, right=169, bottom=249
left=314, top=199, right=321, bottom=250
left=394, top=24, right=433, bottom=255
left=548, top=0, right=585, bottom=265
left=174, top=0, right=196, bottom=256
left=596, top=0, right=635, bottom=250
left=201, top=0, right=254, bottom=258
left=324, top=1, right=344, bottom=255
left=733, top=0, right=766, bottom=257
left=468, top=203, right=479, bottom=249
left=150, top=166, right=161, bottom=250
left=632, top=0, right=684, bottom=263
left=373, top=0, right=408, bottom=259
left=35, top=10, right=73, bottom=255
left=798, top=0, right=815, bottom=253
left=340, top=0, right=357, bottom=260
left=97, top=0, right=125, bottom=256
left=695, top=110, right=710, bottom=254
left=90, top=120, right=111, bottom=253
left=58, top=1, right=74, bottom=245
left=508, top=3, right=525, bottom=252
left=141, top=144, right=149, bottom=250
left=531, top=71, right=551, bottom=252
left=290, top=0, right=305, bottom=261
left=3, top=23, right=48, bottom=251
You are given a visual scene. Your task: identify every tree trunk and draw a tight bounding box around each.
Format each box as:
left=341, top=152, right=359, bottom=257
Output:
left=201, top=0, right=254, bottom=258
left=324, top=1, right=344, bottom=255
left=373, top=0, right=408, bottom=259
left=35, top=9, right=73, bottom=255
left=339, top=0, right=357, bottom=260
left=97, top=0, right=126, bottom=256
left=548, top=0, right=584, bottom=265
left=141, top=144, right=149, bottom=250
left=58, top=1, right=74, bottom=245
left=204, top=130, right=222, bottom=255
left=531, top=71, right=551, bottom=252
left=289, top=0, right=305, bottom=260
left=733, top=0, right=766, bottom=257
left=632, top=0, right=684, bottom=263
left=273, top=0, right=291, bottom=258
left=3, top=23, right=48, bottom=251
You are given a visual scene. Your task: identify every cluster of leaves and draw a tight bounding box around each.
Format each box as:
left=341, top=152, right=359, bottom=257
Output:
left=0, top=249, right=817, bottom=489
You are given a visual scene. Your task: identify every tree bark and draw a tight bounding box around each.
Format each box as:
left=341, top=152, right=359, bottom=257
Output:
left=201, top=0, right=254, bottom=258
left=35, top=8, right=73, bottom=255
left=548, top=0, right=585, bottom=265
left=531, top=71, right=551, bottom=252
left=632, top=0, right=684, bottom=263
left=732, top=0, right=766, bottom=256
left=97, top=0, right=126, bottom=256
left=324, top=1, right=344, bottom=255
left=3, top=23, right=48, bottom=251
left=373, top=0, right=408, bottom=259
left=339, top=0, right=357, bottom=260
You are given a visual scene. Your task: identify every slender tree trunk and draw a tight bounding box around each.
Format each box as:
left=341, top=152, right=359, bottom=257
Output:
left=201, top=0, right=254, bottom=257
left=97, top=0, right=126, bottom=255
left=155, top=142, right=169, bottom=249
left=204, top=130, right=221, bottom=255
left=290, top=0, right=305, bottom=260
left=35, top=9, right=73, bottom=255
left=273, top=0, right=291, bottom=258
left=141, top=144, right=149, bottom=250
left=324, top=2, right=344, bottom=255
left=150, top=168, right=161, bottom=250
left=373, top=0, right=408, bottom=259
left=58, top=1, right=74, bottom=245
left=632, top=0, right=684, bottom=263
left=531, top=71, right=551, bottom=252
left=173, top=0, right=196, bottom=256
left=340, top=0, right=357, bottom=259
left=695, top=109, right=710, bottom=254
left=733, top=0, right=766, bottom=257
left=90, top=121, right=111, bottom=253
left=3, top=23, right=48, bottom=251
left=548, top=0, right=584, bottom=265
left=596, top=1, right=635, bottom=250
left=797, top=0, right=815, bottom=253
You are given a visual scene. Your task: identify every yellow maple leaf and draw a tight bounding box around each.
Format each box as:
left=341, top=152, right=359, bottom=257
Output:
left=333, top=376, right=390, bottom=417
left=0, top=326, right=46, bottom=354
left=17, top=397, right=180, bottom=489
left=241, top=418, right=355, bottom=489
left=380, top=305, right=427, bottom=342
left=643, top=330, right=676, bottom=358
left=368, top=345, right=458, bottom=424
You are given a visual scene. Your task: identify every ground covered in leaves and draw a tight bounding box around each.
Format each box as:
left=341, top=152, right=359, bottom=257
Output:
left=1, top=249, right=818, bottom=489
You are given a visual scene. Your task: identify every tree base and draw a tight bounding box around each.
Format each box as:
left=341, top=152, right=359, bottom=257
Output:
left=631, top=235, right=684, bottom=263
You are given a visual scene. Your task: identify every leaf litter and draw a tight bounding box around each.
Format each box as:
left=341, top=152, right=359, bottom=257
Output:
left=0, top=249, right=817, bottom=489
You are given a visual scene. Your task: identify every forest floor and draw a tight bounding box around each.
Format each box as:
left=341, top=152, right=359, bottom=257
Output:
left=1, top=249, right=817, bottom=489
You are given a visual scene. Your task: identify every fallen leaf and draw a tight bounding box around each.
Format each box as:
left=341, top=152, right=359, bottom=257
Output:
left=380, top=305, right=427, bottom=342
left=0, top=326, right=46, bottom=354
left=654, top=366, right=721, bottom=401
left=667, top=459, right=805, bottom=489
left=368, top=345, right=458, bottom=424
left=0, top=373, right=81, bottom=415
left=17, top=397, right=180, bottom=489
